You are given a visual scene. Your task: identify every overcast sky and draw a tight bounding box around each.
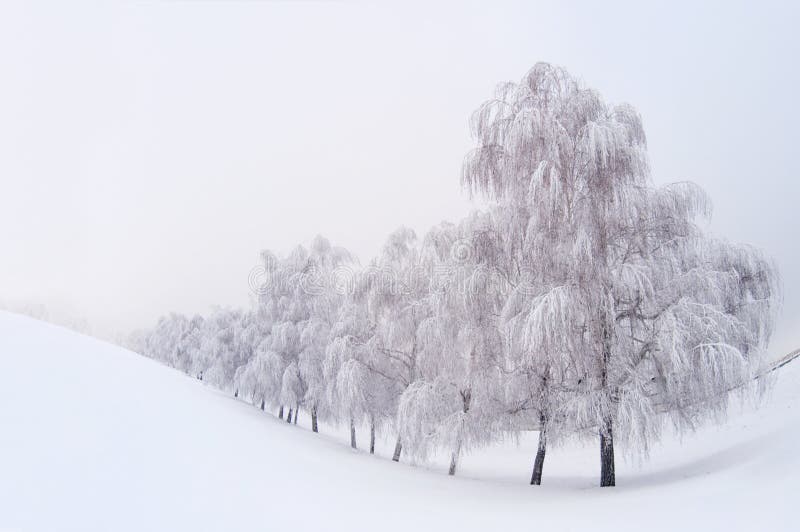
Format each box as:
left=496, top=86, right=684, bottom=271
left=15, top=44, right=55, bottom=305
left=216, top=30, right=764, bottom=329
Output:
left=1, top=0, right=798, bottom=353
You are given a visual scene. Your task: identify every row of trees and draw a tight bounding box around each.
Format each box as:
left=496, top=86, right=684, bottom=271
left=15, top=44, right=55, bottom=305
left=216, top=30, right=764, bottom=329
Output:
left=130, top=63, right=780, bottom=486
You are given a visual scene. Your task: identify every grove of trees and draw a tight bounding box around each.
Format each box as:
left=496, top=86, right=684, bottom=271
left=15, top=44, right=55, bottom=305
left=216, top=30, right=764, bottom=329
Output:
left=129, top=63, right=780, bottom=487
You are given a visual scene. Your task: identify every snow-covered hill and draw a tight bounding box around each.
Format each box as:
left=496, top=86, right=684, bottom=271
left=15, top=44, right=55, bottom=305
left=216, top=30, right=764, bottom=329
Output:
left=0, top=310, right=797, bottom=532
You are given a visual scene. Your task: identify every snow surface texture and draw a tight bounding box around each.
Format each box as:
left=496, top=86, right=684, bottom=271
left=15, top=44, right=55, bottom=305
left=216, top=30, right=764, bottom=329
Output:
left=0, top=310, right=796, bottom=532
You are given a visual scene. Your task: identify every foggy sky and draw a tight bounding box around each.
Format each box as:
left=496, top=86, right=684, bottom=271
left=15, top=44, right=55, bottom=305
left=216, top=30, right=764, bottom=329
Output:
left=1, top=0, right=798, bottom=353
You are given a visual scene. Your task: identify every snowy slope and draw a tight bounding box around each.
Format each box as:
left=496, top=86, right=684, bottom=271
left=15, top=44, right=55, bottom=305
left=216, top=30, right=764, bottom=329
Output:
left=0, top=310, right=797, bottom=532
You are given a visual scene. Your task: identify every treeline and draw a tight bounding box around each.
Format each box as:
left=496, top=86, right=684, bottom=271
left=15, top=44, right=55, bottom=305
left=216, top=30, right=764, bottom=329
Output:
left=129, top=63, right=780, bottom=487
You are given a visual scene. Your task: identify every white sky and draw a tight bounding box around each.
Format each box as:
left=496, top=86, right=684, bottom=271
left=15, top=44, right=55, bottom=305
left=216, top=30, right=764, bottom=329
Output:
left=1, top=0, right=798, bottom=353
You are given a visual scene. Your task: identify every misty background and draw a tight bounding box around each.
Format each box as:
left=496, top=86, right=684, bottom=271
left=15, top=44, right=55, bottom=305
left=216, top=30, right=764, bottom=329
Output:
left=1, top=0, right=798, bottom=354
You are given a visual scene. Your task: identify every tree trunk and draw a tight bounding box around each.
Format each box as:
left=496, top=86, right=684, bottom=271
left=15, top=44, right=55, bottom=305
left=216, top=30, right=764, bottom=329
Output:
left=449, top=389, right=471, bottom=476
left=278, top=405, right=284, bottom=420
left=260, top=398, right=265, bottom=411
left=311, top=406, right=319, bottom=433
left=448, top=439, right=462, bottom=476
left=286, top=408, right=293, bottom=424
left=369, top=416, right=376, bottom=454
left=531, top=415, right=547, bottom=485
left=599, top=323, right=615, bottom=487
left=392, top=435, right=402, bottom=462
left=350, top=416, right=357, bottom=449
left=600, top=418, right=615, bottom=487
left=293, top=406, right=299, bottom=425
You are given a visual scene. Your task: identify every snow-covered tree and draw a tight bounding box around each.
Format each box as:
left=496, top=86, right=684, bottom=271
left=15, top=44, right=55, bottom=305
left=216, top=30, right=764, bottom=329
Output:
left=325, top=301, right=368, bottom=448
left=133, top=312, right=208, bottom=381
left=463, top=62, right=780, bottom=486
left=295, top=235, right=355, bottom=432
left=234, top=343, right=272, bottom=410
left=259, top=246, right=310, bottom=421
left=233, top=297, right=279, bottom=411
left=398, top=213, right=508, bottom=475
left=360, top=227, right=432, bottom=462
left=325, top=295, right=400, bottom=453
left=197, top=307, right=247, bottom=390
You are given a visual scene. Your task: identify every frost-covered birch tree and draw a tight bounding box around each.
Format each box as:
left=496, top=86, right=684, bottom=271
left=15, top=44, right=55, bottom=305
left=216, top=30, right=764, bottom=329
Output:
left=325, top=301, right=374, bottom=449
left=463, top=62, right=780, bottom=486
left=197, top=307, right=249, bottom=391
left=233, top=305, right=278, bottom=410
left=294, top=235, right=355, bottom=433
left=397, top=213, right=507, bottom=475
left=139, top=313, right=206, bottom=377
left=360, top=227, right=432, bottom=462
left=271, top=246, right=311, bottom=423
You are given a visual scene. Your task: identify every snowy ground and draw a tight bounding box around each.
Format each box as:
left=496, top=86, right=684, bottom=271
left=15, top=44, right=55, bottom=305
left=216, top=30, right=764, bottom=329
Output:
left=0, top=310, right=797, bottom=532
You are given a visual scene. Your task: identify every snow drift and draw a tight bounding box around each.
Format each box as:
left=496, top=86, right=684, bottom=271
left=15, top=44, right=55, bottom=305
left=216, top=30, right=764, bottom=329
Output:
left=0, top=310, right=797, bottom=532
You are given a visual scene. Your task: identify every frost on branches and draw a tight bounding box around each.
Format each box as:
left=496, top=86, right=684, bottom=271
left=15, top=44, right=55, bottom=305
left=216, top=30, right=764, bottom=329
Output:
left=463, top=62, right=780, bottom=486
left=130, top=62, right=780, bottom=488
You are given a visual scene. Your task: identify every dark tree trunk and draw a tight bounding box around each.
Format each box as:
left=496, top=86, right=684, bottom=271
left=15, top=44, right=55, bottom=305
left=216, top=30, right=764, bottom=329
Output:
left=278, top=405, right=284, bottom=419
left=531, top=415, right=547, bottom=485
left=293, top=406, right=299, bottom=425
left=599, top=322, right=615, bottom=487
left=600, top=418, right=615, bottom=487
left=260, top=398, right=265, bottom=411
left=449, top=389, right=471, bottom=476
left=286, top=408, right=293, bottom=424
left=350, top=416, right=357, bottom=449
left=369, top=416, right=376, bottom=454
left=392, top=435, right=402, bottom=462
left=311, top=407, right=319, bottom=433
left=448, top=441, right=462, bottom=476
